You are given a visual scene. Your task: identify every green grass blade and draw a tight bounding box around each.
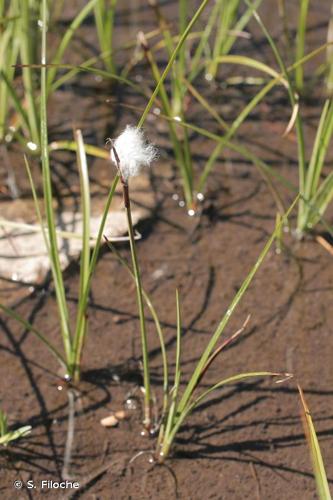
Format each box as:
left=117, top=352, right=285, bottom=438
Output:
left=71, top=129, right=91, bottom=381
left=298, top=385, right=332, bottom=500
left=188, top=0, right=220, bottom=81
left=20, top=0, right=39, bottom=146
left=41, top=0, right=72, bottom=363
left=49, top=140, right=109, bottom=158
left=50, top=63, right=145, bottom=96
left=72, top=174, right=119, bottom=375
left=94, top=0, right=117, bottom=73
left=46, top=0, right=98, bottom=93
left=308, top=99, right=333, bottom=198
left=139, top=33, right=192, bottom=207
left=162, top=290, right=182, bottom=450
left=137, top=0, right=211, bottom=129
left=177, top=197, right=298, bottom=415
left=0, top=426, right=32, bottom=446
left=163, top=372, right=284, bottom=458
left=104, top=239, right=169, bottom=416
left=0, top=70, right=31, bottom=135
left=245, top=0, right=307, bottom=215
left=0, top=303, right=66, bottom=366
left=295, top=0, right=309, bottom=91
left=307, top=172, right=333, bottom=228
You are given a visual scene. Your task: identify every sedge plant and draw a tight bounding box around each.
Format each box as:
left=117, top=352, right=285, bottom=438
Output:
left=0, top=0, right=100, bottom=154
left=0, top=0, right=40, bottom=150
left=244, top=1, right=333, bottom=236
left=143, top=0, right=263, bottom=211
left=105, top=120, right=296, bottom=450
left=0, top=0, right=119, bottom=382
left=106, top=122, right=297, bottom=454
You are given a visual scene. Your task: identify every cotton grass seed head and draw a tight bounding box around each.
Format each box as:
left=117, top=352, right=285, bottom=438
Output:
left=110, top=125, right=157, bottom=181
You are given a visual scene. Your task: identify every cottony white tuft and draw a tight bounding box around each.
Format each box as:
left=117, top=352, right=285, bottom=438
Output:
left=110, top=125, right=157, bottom=181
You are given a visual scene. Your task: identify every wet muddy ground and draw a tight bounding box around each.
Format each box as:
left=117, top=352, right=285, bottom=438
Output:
left=0, top=1, right=332, bottom=499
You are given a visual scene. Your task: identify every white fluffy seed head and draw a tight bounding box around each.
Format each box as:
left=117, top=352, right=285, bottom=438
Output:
left=110, top=125, right=157, bottom=181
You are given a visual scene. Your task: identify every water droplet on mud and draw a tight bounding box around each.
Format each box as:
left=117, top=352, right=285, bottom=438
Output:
left=124, top=398, right=137, bottom=411
left=141, top=429, right=149, bottom=437
left=196, top=192, right=205, bottom=202
left=172, top=193, right=179, bottom=201
left=11, top=273, right=18, bottom=281
left=27, top=141, right=38, bottom=151
left=179, top=200, right=185, bottom=208
left=57, top=385, right=63, bottom=391
left=205, top=73, right=213, bottom=82
left=153, top=107, right=161, bottom=115
left=188, top=209, right=195, bottom=217
left=64, top=373, right=71, bottom=382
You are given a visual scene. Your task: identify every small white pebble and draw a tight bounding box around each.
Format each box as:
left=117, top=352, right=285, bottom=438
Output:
left=100, top=415, right=119, bottom=427
left=114, top=410, right=128, bottom=421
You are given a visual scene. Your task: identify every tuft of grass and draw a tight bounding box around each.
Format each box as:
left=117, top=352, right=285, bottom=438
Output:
left=244, top=1, right=333, bottom=237
left=0, top=1, right=119, bottom=382
left=111, top=177, right=297, bottom=453
left=0, top=0, right=40, bottom=149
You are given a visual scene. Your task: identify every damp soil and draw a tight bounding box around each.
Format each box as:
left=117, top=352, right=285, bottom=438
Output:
left=0, top=1, right=333, bottom=499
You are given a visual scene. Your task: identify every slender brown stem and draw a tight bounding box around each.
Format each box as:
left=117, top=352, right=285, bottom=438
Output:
left=111, top=144, right=152, bottom=430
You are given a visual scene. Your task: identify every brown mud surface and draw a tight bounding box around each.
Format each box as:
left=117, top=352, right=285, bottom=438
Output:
left=0, top=1, right=332, bottom=499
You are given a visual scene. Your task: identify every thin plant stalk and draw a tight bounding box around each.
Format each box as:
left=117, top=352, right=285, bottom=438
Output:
left=111, top=144, right=152, bottom=430
left=20, top=0, right=39, bottom=147
left=71, top=129, right=91, bottom=381
left=40, top=0, right=72, bottom=361
left=71, top=174, right=119, bottom=378
left=104, top=238, right=169, bottom=426
left=158, top=290, right=182, bottom=454
left=295, top=0, right=309, bottom=92
left=94, top=0, right=117, bottom=73
left=326, top=3, right=333, bottom=95
left=46, top=0, right=99, bottom=95
left=207, top=0, right=240, bottom=79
